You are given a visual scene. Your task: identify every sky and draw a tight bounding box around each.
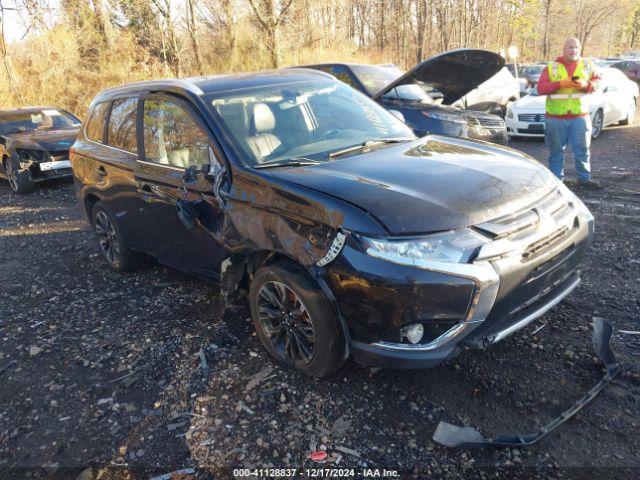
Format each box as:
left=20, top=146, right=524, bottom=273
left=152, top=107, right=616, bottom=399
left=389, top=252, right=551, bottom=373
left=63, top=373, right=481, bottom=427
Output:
left=1, top=0, right=27, bottom=43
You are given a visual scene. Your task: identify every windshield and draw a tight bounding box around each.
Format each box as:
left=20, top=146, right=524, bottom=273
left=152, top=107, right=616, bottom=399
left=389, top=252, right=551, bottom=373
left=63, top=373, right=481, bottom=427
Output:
left=0, top=109, right=81, bottom=135
left=525, top=65, right=545, bottom=77
left=208, top=78, right=415, bottom=166
left=349, top=64, right=434, bottom=102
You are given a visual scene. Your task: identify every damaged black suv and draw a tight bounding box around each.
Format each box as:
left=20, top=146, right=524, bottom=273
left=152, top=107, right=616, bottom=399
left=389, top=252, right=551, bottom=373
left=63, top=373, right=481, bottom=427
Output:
left=72, top=70, right=594, bottom=377
left=0, top=107, right=81, bottom=193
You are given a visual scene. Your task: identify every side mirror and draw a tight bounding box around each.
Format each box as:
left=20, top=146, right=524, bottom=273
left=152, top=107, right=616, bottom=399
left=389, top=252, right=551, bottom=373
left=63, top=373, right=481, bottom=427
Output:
left=388, top=109, right=405, bottom=123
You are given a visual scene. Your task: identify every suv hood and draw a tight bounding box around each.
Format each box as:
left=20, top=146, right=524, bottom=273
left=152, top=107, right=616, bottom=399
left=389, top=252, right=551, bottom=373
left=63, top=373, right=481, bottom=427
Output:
left=372, top=49, right=505, bottom=105
left=268, top=136, right=557, bottom=235
left=5, top=128, right=79, bottom=152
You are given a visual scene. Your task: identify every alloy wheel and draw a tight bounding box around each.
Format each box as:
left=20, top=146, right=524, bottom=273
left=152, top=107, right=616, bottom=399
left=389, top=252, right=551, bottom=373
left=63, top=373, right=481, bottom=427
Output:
left=257, top=281, right=316, bottom=365
left=95, top=210, right=120, bottom=266
left=592, top=111, right=603, bottom=139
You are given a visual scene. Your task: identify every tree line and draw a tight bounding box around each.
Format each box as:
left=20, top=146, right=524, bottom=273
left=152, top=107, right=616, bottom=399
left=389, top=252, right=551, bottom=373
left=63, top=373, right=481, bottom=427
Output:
left=1, top=0, right=640, bottom=115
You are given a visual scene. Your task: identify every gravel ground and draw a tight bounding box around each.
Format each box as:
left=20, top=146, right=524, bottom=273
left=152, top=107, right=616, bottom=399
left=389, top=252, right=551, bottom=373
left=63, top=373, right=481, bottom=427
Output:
left=1, top=122, right=639, bottom=480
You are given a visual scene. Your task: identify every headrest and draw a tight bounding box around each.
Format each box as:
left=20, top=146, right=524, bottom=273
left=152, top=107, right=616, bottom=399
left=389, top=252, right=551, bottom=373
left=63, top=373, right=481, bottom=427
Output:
left=252, top=103, right=275, bottom=133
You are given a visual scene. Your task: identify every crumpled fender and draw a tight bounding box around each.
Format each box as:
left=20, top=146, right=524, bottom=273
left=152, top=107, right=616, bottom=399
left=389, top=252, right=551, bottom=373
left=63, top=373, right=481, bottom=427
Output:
left=433, top=318, right=620, bottom=448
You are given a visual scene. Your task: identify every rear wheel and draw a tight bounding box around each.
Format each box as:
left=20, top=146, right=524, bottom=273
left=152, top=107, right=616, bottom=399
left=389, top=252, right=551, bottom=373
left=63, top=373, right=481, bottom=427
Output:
left=91, top=201, right=143, bottom=272
left=620, top=100, right=636, bottom=125
left=249, top=261, right=346, bottom=377
left=591, top=110, right=604, bottom=139
left=4, top=155, right=34, bottom=194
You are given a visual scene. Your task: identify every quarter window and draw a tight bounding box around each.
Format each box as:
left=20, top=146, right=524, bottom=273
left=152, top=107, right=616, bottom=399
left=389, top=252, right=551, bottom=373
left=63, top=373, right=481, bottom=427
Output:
left=143, top=99, right=210, bottom=169
left=85, top=102, right=109, bottom=143
left=330, top=66, right=359, bottom=89
left=107, top=97, right=138, bottom=153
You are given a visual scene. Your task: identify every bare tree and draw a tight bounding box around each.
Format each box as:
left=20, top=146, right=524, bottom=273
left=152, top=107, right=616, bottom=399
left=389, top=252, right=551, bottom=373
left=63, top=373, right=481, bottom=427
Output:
left=185, top=0, right=203, bottom=73
left=573, top=0, right=618, bottom=54
left=247, top=0, right=294, bottom=68
left=150, top=0, right=182, bottom=75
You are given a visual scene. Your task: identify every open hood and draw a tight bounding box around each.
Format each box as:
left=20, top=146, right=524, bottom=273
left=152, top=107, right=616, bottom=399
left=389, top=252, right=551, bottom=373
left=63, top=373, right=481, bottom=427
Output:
left=372, top=49, right=505, bottom=105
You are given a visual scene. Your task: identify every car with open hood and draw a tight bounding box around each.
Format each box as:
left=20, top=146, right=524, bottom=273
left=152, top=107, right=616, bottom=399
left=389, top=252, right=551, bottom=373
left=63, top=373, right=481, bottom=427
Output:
left=300, top=49, right=511, bottom=145
left=0, top=107, right=81, bottom=193
left=72, top=70, right=594, bottom=377
left=506, top=67, right=638, bottom=139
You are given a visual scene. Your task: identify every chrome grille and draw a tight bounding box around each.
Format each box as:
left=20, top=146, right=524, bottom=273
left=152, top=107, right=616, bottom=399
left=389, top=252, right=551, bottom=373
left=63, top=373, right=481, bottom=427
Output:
left=468, top=117, right=505, bottom=128
left=475, top=188, right=578, bottom=262
left=518, top=113, right=546, bottom=122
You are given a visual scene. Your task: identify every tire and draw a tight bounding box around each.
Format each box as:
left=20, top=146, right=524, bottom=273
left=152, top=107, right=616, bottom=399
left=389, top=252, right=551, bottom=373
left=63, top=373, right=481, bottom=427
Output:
left=4, top=155, right=34, bottom=194
left=91, top=201, right=143, bottom=273
left=619, top=100, right=636, bottom=125
left=249, top=261, right=346, bottom=377
left=591, top=109, right=604, bottom=139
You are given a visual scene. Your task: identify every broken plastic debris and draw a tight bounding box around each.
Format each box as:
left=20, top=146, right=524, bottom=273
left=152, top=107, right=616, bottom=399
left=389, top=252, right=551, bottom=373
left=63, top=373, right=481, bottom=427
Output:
left=531, top=323, right=547, bottom=335
left=149, top=468, right=196, bottom=480
left=432, top=318, right=620, bottom=448
left=197, top=350, right=207, bottom=369
left=244, top=366, right=274, bottom=392
left=619, top=330, right=640, bottom=335
left=334, top=445, right=361, bottom=458
left=29, top=346, right=43, bottom=356
left=309, top=450, right=328, bottom=462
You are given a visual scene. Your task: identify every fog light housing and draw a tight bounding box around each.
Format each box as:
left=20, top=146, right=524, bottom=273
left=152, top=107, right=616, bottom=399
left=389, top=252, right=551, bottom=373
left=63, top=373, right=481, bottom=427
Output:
left=401, top=324, right=424, bottom=344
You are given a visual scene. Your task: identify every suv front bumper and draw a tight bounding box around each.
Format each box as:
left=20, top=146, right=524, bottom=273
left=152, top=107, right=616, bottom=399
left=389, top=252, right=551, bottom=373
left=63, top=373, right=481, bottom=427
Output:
left=326, top=186, right=594, bottom=369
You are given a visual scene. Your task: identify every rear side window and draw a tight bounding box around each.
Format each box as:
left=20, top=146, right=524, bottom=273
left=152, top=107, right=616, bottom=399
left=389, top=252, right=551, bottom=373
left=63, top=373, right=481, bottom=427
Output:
left=107, top=97, right=138, bottom=153
left=85, top=102, right=109, bottom=142
left=330, top=66, right=359, bottom=89
left=143, top=99, right=210, bottom=169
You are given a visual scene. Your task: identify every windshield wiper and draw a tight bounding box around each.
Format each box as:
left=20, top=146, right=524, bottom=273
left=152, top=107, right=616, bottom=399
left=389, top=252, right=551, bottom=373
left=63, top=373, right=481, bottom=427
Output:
left=254, top=157, right=323, bottom=169
left=327, top=138, right=413, bottom=159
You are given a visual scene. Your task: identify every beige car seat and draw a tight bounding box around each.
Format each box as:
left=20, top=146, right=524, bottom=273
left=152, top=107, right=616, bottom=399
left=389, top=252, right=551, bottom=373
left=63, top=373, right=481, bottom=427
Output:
left=246, top=103, right=281, bottom=162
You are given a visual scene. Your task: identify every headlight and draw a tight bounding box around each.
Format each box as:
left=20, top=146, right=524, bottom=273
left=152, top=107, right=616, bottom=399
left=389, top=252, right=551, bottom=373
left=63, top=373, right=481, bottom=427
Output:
left=506, top=108, right=514, bottom=119
left=421, top=111, right=467, bottom=123
left=361, top=228, right=490, bottom=265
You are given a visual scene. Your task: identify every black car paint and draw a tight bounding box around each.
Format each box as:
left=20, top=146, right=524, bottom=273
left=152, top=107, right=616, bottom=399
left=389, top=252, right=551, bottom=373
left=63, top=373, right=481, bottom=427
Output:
left=73, top=72, right=592, bottom=369
left=0, top=108, right=80, bottom=185
left=372, top=49, right=505, bottom=105
left=301, top=56, right=508, bottom=144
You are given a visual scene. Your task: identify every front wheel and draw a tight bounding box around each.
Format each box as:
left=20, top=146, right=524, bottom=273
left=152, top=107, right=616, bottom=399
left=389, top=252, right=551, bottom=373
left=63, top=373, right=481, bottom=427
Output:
left=4, top=155, right=34, bottom=194
left=249, top=262, right=346, bottom=377
left=591, top=110, right=604, bottom=139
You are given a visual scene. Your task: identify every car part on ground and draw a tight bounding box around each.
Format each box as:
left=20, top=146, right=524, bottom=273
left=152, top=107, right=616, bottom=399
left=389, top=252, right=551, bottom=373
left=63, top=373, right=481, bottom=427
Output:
left=74, top=71, right=593, bottom=376
left=432, top=318, right=620, bottom=448
left=0, top=107, right=80, bottom=193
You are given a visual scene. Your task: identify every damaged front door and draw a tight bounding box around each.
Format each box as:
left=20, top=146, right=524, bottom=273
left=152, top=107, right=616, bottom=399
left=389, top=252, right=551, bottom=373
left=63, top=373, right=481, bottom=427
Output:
left=134, top=94, right=228, bottom=278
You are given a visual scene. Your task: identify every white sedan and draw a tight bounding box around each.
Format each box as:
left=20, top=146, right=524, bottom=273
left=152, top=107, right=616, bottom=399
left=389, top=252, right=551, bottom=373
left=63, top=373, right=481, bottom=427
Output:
left=506, top=67, right=638, bottom=139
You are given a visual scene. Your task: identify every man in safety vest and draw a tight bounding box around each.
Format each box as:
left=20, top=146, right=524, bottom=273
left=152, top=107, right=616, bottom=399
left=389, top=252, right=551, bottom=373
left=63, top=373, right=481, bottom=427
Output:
left=538, top=37, right=602, bottom=188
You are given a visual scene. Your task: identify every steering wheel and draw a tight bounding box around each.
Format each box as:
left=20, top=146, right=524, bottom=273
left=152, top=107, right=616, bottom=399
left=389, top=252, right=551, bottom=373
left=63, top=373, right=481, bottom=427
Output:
left=318, top=129, right=342, bottom=141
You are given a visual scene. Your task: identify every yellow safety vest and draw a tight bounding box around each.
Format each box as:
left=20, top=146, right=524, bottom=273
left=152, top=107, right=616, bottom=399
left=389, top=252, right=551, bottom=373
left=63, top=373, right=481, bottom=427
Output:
left=545, top=59, right=593, bottom=116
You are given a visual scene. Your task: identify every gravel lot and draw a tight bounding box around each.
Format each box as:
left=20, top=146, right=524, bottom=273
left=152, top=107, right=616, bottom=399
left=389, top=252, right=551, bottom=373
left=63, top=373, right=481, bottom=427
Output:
left=1, top=122, right=639, bottom=479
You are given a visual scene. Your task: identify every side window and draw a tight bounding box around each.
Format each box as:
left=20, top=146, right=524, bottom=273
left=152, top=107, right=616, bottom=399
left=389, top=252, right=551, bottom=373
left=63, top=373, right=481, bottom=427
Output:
left=330, top=66, right=359, bottom=89
left=107, top=97, right=138, bottom=153
left=143, top=99, right=210, bottom=169
left=85, top=102, right=109, bottom=143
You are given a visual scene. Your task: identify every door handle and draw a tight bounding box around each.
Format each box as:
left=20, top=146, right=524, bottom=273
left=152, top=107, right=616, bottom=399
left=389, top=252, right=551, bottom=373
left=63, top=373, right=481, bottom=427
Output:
left=96, top=165, right=107, bottom=176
